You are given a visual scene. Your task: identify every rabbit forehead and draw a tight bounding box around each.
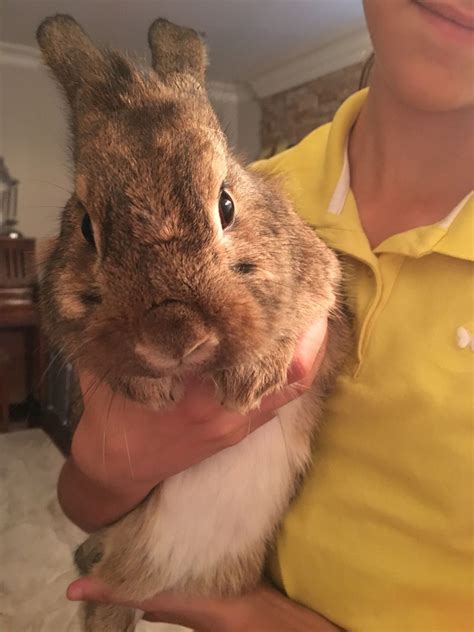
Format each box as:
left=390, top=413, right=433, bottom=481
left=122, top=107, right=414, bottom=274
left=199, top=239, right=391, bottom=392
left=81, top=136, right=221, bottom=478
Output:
left=75, top=132, right=228, bottom=258
left=75, top=106, right=226, bottom=213
left=76, top=83, right=224, bottom=175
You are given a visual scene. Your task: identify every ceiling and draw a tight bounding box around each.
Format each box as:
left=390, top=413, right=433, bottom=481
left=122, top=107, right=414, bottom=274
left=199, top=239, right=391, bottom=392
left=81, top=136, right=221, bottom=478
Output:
left=1, top=0, right=366, bottom=83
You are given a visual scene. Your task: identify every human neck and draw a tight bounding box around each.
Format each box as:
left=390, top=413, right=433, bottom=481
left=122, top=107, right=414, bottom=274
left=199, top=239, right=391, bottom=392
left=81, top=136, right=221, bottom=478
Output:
left=349, top=69, right=473, bottom=247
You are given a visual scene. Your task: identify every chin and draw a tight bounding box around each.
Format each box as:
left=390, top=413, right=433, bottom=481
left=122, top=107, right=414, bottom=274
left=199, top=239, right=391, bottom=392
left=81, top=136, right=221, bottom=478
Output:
left=364, top=0, right=474, bottom=112
left=378, top=57, right=474, bottom=113
left=397, top=80, right=474, bottom=114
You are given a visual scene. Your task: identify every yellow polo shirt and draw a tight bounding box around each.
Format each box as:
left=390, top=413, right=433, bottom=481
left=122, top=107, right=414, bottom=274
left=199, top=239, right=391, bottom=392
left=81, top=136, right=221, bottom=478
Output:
left=255, top=90, right=474, bottom=631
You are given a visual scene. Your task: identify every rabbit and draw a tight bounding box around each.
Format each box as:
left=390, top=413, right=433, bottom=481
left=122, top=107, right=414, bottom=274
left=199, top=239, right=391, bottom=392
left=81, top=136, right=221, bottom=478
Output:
left=37, top=14, right=351, bottom=632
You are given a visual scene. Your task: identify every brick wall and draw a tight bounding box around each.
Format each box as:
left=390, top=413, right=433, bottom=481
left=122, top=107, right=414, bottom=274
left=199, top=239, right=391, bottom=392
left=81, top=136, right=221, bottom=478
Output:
left=260, top=61, right=364, bottom=152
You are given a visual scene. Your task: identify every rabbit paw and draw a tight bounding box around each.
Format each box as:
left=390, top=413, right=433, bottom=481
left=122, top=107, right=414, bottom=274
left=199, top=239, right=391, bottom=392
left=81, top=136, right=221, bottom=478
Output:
left=75, top=533, right=104, bottom=575
left=121, top=376, right=183, bottom=410
left=216, top=357, right=289, bottom=415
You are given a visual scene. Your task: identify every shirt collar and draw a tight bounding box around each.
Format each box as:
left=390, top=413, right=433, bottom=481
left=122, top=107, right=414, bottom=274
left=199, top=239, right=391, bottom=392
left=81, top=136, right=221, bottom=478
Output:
left=430, top=193, right=473, bottom=262
left=321, top=91, right=473, bottom=263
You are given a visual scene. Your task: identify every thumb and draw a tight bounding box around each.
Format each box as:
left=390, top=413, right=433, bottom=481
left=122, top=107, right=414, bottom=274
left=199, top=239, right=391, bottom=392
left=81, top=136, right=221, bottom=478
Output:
left=67, top=577, right=227, bottom=628
left=286, top=317, right=328, bottom=385
left=67, top=577, right=120, bottom=604
left=67, top=576, right=164, bottom=613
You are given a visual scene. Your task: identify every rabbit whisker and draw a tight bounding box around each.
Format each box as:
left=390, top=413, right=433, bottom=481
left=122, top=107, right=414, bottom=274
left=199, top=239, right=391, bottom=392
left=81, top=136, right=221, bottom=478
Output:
left=122, top=416, right=135, bottom=481
left=277, top=412, right=292, bottom=476
left=102, top=386, right=117, bottom=485
left=246, top=415, right=252, bottom=439
left=289, top=382, right=312, bottom=393
left=36, top=346, right=67, bottom=390
left=30, top=179, right=72, bottom=195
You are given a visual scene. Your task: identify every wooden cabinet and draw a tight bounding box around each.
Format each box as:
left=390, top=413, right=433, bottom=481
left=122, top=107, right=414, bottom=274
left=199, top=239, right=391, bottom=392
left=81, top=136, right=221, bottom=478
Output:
left=0, top=237, right=46, bottom=431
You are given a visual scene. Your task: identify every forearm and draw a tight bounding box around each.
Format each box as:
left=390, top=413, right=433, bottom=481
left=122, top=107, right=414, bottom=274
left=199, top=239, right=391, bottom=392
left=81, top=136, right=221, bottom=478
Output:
left=218, top=585, right=342, bottom=632
left=57, top=457, right=153, bottom=532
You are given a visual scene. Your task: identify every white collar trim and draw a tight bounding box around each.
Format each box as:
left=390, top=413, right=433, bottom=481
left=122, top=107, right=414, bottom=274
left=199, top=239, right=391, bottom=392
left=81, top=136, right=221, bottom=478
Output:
left=326, top=145, right=472, bottom=227
left=437, top=191, right=473, bottom=229
left=327, top=143, right=350, bottom=215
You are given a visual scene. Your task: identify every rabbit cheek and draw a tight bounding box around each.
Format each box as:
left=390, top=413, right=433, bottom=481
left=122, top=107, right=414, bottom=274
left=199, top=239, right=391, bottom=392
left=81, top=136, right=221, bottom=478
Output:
left=214, top=301, right=269, bottom=364
left=75, top=174, right=88, bottom=200
left=55, top=269, right=89, bottom=321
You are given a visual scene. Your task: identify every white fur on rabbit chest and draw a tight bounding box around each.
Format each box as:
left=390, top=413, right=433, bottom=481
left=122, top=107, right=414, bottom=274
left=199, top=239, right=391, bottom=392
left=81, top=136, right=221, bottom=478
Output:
left=145, top=395, right=312, bottom=587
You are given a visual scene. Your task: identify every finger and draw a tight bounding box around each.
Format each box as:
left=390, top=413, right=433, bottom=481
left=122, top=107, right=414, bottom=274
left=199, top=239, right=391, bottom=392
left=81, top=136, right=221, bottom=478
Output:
left=256, top=335, right=327, bottom=417
left=78, top=371, right=99, bottom=395
left=68, top=577, right=152, bottom=611
left=241, top=324, right=328, bottom=432
left=287, top=317, right=328, bottom=384
left=67, top=578, right=220, bottom=628
left=176, top=375, right=221, bottom=418
left=216, top=319, right=329, bottom=441
left=228, top=409, right=278, bottom=442
left=77, top=372, right=120, bottom=418
left=298, top=331, right=328, bottom=386
left=68, top=577, right=117, bottom=604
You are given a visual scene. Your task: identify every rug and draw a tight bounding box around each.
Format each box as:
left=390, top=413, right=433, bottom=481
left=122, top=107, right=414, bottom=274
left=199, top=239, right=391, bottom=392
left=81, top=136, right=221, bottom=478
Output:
left=0, top=428, right=185, bottom=632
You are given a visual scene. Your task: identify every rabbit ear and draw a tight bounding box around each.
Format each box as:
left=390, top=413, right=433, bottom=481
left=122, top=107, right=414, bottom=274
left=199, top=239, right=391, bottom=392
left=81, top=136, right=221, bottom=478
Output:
left=36, top=14, right=104, bottom=104
left=148, top=18, right=208, bottom=86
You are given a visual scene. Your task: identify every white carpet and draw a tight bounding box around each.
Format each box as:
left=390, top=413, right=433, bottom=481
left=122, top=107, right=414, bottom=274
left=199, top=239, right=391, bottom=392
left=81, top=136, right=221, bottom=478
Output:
left=0, top=428, right=185, bottom=632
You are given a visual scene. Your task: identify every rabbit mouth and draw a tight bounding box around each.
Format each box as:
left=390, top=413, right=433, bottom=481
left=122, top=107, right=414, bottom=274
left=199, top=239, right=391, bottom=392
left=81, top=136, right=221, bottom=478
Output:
left=134, top=335, right=219, bottom=376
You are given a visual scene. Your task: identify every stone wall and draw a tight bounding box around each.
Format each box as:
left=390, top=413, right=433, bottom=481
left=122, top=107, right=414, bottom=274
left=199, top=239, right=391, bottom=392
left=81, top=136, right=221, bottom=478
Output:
left=260, top=61, right=364, bottom=152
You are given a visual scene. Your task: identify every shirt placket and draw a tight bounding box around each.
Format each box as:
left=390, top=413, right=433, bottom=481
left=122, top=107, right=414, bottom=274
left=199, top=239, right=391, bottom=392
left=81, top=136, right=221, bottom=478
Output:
left=354, top=253, right=406, bottom=377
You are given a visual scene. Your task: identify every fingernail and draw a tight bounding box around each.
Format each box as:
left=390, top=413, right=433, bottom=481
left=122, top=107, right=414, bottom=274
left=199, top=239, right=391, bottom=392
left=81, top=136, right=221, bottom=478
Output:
left=287, top=358, right=306, bottom=384
left=67, top=584, right=83, bottom=601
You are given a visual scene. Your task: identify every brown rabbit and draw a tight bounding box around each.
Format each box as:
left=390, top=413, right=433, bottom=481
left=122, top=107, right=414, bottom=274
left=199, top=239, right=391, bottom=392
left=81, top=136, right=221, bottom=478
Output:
left=37, top=14, right=351, bottom=632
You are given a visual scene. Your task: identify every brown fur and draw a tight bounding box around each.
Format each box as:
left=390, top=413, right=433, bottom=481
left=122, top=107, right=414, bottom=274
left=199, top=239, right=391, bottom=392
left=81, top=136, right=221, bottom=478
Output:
left=37, top=15, right=351, bottom=631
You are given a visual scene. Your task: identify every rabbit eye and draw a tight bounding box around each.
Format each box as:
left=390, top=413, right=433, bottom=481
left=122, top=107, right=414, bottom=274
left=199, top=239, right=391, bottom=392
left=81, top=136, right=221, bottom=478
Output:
left=219, top=190, right=234, bottom=229
left=81, top=213, right=95, bottom=247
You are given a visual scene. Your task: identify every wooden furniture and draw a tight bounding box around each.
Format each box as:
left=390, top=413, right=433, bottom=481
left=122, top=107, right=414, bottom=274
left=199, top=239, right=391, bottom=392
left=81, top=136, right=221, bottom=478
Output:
left=0, top=236, right=36, bottom=288
left=0, top=236, right=46, bottom=431
left=0, top=348, right=10, bottom=431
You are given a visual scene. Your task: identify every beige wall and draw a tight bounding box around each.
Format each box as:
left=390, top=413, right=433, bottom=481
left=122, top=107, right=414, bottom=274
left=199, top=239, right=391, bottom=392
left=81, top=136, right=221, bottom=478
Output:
left=1, top=62, right=71, bottom=240
left=237, top=96, right=261, bottom=163
left=210, top=94, right=261, bottom=163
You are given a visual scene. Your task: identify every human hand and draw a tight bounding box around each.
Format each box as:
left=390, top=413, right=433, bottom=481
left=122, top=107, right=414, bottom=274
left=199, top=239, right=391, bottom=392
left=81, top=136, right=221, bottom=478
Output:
left=59, top=317, right=327, bottom=531
left=67, top=579, right=341, bottom=632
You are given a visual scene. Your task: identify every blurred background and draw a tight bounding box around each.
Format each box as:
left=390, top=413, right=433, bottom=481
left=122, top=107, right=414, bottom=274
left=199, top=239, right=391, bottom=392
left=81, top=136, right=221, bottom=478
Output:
left=0, top=2, right=370, bottom=630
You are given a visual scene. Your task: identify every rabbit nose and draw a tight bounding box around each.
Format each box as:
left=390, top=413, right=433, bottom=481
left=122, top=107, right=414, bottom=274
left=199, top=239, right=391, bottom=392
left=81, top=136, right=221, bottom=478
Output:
left=139, top=301, right=218, bottom=366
